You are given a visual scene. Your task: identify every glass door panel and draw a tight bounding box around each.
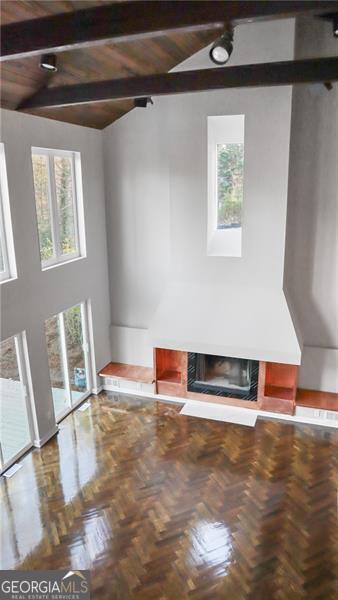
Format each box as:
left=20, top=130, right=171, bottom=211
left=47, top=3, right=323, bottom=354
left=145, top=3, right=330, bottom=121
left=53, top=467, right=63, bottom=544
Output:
left=0, top=335, right=32, bottom=467
left=45, top=315, right=70, bottom=420
left=45, top=302, right=91, bottom=423
left=64, top=304, right=89, bottom=404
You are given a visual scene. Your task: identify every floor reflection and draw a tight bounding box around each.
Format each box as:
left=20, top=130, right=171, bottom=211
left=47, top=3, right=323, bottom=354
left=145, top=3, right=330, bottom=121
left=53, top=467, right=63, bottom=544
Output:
left=0, top=392, right=337, bottom=599
left=189, top=520, right=233, bottom=576
left=0, top=378, right=31, bottom=465
left=0, top=400, right=98, bottom=569
left=0, top=454, right=43, bottom=568
left=58, top=408, right=97, bottom=504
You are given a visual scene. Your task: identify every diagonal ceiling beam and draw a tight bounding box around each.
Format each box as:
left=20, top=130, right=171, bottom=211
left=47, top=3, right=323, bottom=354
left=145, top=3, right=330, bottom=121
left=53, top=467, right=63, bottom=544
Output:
left=19, top=57, right=338, bottom=110
left=1, top=1, right=337, bottom=62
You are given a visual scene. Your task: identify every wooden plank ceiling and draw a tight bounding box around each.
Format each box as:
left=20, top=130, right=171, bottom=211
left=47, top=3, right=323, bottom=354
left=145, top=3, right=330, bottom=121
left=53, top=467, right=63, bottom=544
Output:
left=0, top=0, right=217, bottom=129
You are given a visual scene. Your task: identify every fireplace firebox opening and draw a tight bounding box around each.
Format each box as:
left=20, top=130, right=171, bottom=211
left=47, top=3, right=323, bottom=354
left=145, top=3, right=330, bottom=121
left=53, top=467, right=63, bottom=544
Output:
left=188, top=353, right=259, bottom=400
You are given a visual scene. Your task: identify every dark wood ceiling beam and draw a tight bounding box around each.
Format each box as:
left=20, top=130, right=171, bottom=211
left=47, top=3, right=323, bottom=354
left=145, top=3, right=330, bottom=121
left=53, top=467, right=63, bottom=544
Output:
left=2, top=1, right=337, bottom=62
left=19, top=57, right=338, bottom=110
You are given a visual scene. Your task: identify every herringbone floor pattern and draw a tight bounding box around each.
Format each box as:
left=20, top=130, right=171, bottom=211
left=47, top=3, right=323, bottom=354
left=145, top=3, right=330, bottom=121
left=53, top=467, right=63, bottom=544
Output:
left=1, top=392, right=337, bottom=599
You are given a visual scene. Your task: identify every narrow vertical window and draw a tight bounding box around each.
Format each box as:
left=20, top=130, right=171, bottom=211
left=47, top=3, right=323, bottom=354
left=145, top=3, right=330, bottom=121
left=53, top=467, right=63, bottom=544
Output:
left=216, top=143, right=244, bottom=229
left=208, top=115, right=245, bottom=257
left=54, top=155, right=78, bottom=257
left=0, top=143, right=16, bottom=282
left=31, top=148, right=85, bottom=269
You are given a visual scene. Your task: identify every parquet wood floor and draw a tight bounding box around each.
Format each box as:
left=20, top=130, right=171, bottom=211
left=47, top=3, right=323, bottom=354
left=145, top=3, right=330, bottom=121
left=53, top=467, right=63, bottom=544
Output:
left=1, top=392, right=337, bottom=599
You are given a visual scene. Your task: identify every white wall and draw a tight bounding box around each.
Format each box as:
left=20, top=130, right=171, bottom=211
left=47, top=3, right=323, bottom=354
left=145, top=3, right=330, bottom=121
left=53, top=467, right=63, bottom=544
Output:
left=0, top=109, right=112, bottom=442
left=103, top=19, right=299, bottom=364
left=284, top=17, right=338, bottom=392
left=104, top=20, right=296, bottom=318
left=110, top=325, right=153, bottom=367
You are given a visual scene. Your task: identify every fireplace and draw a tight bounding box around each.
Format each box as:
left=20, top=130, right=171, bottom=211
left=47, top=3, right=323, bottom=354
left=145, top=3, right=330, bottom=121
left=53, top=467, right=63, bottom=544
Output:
left=187, top=353, right=259, bottom=400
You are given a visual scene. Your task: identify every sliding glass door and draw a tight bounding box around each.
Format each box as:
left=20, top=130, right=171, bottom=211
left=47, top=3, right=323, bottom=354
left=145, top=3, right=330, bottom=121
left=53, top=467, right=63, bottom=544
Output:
left=0, top=334, right=33, bottom=472
left=45, top=314, right=69, bottom=419
left=45, top=302, right=91, bottom=422
left=64, top=304, right=90, bottom=405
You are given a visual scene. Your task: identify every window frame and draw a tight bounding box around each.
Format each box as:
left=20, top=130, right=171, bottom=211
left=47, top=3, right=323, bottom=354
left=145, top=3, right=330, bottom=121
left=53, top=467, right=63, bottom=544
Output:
left=45, top=300, right=93, bottom=423
left=31, top=147, right=86, bottom=270
left=207, top=115, right=245, bottom=258
left=0, top=143, right=17, bottom=283
left=0, top=186, right=10, bottom=282
left=0, top=331, right=35, bottom=475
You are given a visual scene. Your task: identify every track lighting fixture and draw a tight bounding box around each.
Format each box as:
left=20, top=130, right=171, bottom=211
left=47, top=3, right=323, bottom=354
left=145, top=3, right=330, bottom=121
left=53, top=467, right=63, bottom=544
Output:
left=333, top=15, right=338, bottom=37
left=320, top=11, right=338, bottom=38
left=209, top=28, right=233, bottom=66
left=134, top=97, right=153, bottom=108
left=40, top=54, right=58, bottom=72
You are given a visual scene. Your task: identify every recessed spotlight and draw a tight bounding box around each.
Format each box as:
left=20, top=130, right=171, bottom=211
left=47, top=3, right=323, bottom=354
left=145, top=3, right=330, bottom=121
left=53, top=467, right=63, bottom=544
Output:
left=209, top=29, right=233, bottom=66
left=40, top=54, right=58, bottom=72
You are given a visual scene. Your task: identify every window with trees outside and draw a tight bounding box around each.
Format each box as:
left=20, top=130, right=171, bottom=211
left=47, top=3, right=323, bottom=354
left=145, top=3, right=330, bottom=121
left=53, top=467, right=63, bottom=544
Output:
left=0, top=143, right=16, bottom=283
left=207, top=115, right=245, bottom=257
left=45, top=301, right=91, bottom=422
left=31, top=148, right=85, bottom=268
left=216, top=143, right=244, bottom=229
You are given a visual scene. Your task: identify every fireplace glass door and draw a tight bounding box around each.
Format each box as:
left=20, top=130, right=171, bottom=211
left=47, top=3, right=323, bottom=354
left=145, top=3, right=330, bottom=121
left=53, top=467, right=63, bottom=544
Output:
left=188, top=353, right=259, bottom=401
left=196, top=355, right=251, bottom=391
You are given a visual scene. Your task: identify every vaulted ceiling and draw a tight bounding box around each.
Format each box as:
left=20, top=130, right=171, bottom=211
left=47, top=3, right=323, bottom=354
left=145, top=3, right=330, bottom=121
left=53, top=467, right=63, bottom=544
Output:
left=1, top=1, right=337, bottom=130
left=0, top=0, right=217, bottom=129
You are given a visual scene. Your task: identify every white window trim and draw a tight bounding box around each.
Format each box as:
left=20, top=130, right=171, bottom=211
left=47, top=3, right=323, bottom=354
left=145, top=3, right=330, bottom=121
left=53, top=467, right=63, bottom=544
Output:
left=0, top=143, right=17, bottom=283
left=207, top=115, right=245, bottom=258
left=32, top=147, right=86, bottom=270
left=0, top=188, right=10, bottom=282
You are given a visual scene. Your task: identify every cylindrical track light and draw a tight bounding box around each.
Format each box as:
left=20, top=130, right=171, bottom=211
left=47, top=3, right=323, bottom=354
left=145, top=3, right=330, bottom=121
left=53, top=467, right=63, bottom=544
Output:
left=209, top=28, right=233, bottom=66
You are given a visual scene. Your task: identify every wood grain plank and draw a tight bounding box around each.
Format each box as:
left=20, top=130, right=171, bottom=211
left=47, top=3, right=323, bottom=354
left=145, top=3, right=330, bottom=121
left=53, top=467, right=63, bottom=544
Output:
left=296, top=388, right=338, bottom=411
left=2, top=391, right=337, bottom=598
left=20, top=57, right=338, bottom=109
left=99, top=361, right=154, bottom=383
left=2, top=2, right=335, bottom=61
left=0, top=2, right=217, bottom=127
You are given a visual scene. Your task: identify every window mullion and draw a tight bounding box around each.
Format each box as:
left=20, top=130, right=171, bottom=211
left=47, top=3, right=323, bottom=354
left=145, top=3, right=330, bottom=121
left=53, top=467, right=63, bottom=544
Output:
left=14, top=334, right=26, bottom=396
left=0, top=143, right=16, bottom=282
left=0, top=441, right=4, bottom=471
left=70, top=154, right=80, bottom=256
left=215, top=143, right=219, bottom=227
left=58, top=312, right=72, bottom=407
left=0, top=188, right=10, bottom=280
left=48, top=154, right=60, bottom=260
left=80, top=302, right=91, bottom=391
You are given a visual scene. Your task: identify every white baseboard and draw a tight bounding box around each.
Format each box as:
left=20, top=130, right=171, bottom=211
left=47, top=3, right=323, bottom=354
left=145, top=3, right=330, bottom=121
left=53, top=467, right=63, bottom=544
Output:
left=92, top=385, right=103, bottom=395
left=33, top=425, right=59, bottom=448
left=101, top=384, right=338, bottom=429
left=299, top=346, right=338, bottom=393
